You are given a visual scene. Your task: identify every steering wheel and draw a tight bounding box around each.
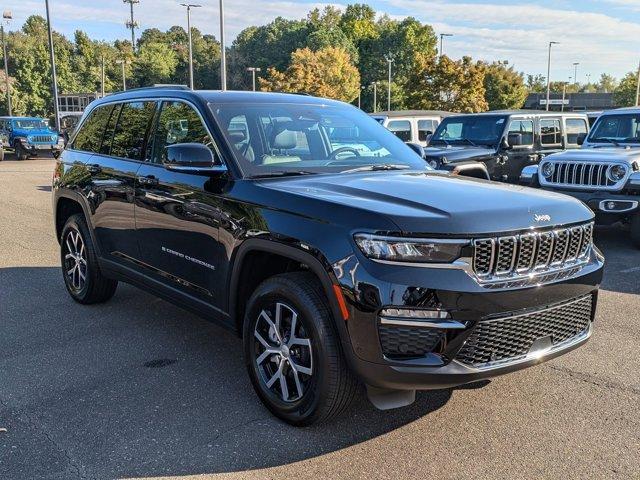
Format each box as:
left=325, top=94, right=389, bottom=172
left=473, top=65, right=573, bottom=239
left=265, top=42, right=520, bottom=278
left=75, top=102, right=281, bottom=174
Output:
left=328, top=147, right=361, bottom=160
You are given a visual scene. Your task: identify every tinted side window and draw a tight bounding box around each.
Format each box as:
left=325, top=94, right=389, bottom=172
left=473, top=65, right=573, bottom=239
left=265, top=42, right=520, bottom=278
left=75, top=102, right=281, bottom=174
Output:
left=151, top=101, right=214, bottom=164
left=418, top=119, right=436, bottom=141
left=540, top=118, right=562, bottom=146
left=72, top=105, right=113, bottom=153
left=111, top=101, right=156, bottom=160
left=99, top=103, right=122, bottom=155
left=566, top=118, right=588, bottom=145
left=387, top=120, right=412, bottom=142
left=507, top=120, right=534, bottom=146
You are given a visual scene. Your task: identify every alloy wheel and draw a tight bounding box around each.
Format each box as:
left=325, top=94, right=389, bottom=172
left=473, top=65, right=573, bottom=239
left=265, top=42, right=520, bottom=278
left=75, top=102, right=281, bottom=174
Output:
left=63, top=229, right=87, bottom=292
left=253, top=302, right=313, bottom=403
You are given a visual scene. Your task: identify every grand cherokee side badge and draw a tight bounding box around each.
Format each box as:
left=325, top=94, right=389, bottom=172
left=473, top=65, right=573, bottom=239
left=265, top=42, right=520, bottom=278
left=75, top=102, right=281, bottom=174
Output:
left=534, top=214, right=551, bottom=222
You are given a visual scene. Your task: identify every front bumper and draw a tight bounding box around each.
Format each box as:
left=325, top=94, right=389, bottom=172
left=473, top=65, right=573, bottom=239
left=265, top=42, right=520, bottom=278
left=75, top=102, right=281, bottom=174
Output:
left=540, top=187, right=640, bottom=221
left=336, top=247, right=603, bottom=391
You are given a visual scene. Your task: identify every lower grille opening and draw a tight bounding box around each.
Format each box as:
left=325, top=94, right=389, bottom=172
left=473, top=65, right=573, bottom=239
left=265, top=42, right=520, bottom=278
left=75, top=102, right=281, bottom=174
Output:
left=379, top=325, right=444, bottom=359
left=456, top=295, right=593, bottom=368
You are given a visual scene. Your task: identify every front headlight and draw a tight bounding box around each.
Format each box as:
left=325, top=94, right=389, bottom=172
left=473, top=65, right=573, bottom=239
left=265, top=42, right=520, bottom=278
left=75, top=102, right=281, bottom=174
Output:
left=607, top=164, right=627, bottom=182
left=354, top=234, right=467, bottom=263
left=541, top=162, right=554, bottom=178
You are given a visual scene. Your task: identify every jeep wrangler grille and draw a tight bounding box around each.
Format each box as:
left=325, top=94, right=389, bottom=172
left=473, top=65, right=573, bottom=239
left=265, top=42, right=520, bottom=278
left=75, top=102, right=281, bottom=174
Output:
left=540, top=161, right=624, bottom=190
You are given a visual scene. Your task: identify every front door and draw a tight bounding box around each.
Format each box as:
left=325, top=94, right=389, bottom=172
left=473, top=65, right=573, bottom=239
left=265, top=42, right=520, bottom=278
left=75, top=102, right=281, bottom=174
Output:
left=134, top=100, right=227, bottom=308
left=503, top=118, right=535, bottom=183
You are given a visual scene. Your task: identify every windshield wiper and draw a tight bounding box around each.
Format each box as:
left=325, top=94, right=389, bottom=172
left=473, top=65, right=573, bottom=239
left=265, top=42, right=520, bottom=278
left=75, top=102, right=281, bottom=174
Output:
left=251, top=171, right=317, bottom=179
left=595, top=138, right=622, bottom=147
left=431, top=139, right=450, bottom=146
left=459, top=138, right=478, bottom=147
left=341, top=164, right=411, bottom=174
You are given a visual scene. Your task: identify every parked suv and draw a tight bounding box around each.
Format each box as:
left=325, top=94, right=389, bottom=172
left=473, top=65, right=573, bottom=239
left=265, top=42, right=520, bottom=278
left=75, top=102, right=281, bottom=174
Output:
left=53, top=88, right=603, bottom=425
left=522, top=107, right=640, bottom=247
left=425, top=111, right=589, bottom=182
left=371, top=110, right=453, bottom=146
left=0, top=116, right=64, bottom=160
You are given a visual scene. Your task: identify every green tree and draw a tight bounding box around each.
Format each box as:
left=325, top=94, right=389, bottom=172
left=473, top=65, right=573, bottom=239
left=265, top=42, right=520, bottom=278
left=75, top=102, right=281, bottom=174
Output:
left=131, top=42, right=178, bottom=87
left=526, top=74, right=546, bottom=93
left=339, top=4, right=378, bottom=43
left=483, top=62, right=527, bottom=110
left=614, top=71, right=638, bottom=107
left=260, top=47, right=360, bottom=102
left=597, top=74, right=618, bottom=93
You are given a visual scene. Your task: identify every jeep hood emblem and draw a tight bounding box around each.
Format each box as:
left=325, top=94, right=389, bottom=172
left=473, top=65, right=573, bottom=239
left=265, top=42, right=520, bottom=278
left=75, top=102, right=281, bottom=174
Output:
left=534, top=214, right=551, bottom=222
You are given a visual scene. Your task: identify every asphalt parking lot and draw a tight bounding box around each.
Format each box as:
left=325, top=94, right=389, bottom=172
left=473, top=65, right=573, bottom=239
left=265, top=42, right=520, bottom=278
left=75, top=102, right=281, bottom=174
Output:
left=1, top=158, right=639, bottom=480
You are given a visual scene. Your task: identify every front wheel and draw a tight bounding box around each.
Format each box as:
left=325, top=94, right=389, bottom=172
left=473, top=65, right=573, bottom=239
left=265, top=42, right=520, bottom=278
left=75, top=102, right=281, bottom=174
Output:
left=243, top=272, right=357, bottom=426
left=14, top=141, right=28, bottom=160
left=631, top=213, right=640, bottom=249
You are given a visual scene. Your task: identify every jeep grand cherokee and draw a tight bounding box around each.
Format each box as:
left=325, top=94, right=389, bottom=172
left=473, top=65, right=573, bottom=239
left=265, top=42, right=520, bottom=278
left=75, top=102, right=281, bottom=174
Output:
left=53, top=87, right=604, bottom=425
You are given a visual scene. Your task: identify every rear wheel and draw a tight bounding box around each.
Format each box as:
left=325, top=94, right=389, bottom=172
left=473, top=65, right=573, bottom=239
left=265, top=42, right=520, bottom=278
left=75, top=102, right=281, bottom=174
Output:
left=631, top=213, right=640, bottom=249
left=243, top=272, right=357, bottom=426
left=60, top=214, right=118, bottom=304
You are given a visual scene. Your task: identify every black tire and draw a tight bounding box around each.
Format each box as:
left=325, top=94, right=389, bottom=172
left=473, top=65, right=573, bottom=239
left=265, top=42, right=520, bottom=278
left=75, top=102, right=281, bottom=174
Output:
left=0, top=147, right=4, bottom=161
left=60, top=213, right=118, bottom=304
left=14, top=141, right=28, bottom=160
left=631, top=214, right=640, bottom=249
left=243, top=272, right=358, bottom=426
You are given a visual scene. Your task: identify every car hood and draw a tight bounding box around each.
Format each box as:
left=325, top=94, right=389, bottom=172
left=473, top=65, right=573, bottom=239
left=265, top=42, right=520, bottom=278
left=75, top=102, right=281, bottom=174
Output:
left=259, top=171, right=593, bottom=235
left=546, top=147, right=640, bottom=166
left=13, top=128, right=57, bottom=137
left=423, top=145, right=496, bottom=163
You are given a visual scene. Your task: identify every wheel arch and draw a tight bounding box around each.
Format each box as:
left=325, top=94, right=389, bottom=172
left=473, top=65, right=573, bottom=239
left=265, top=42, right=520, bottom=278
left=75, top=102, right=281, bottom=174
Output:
left=54, top=191, right=100, bottom=254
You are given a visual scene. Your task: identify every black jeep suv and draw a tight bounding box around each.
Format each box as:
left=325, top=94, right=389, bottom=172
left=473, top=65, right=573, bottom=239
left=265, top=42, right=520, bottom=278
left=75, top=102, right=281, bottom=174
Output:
left=53, top=87, right=604, bottom=425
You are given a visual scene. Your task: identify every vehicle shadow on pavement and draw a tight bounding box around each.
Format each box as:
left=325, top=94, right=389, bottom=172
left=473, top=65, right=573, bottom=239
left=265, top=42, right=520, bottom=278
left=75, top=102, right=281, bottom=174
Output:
left=0, top=267, right=477, bottom=479
left=594, top=225, right=640, bottom=295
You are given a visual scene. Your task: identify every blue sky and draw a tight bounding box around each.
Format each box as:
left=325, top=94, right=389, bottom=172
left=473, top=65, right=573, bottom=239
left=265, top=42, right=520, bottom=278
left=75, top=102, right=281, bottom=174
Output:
left=5, top=0, right=640, bottom=81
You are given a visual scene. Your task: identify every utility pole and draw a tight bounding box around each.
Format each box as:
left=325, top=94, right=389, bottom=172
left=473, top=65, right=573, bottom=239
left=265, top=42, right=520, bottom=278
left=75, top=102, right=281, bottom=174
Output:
left=573, top=62, right=579, bottom=87
left=545, top=41, right=559, bottom=111
left=116, top=59, right=129, bottom=91
left=219, top=0, right=226, bottom=90
left=1, top=11, right=12, bottom=116
left=372, top=81, right=378, bottom=113
left=246, top=67, right=261, bottom=91
left=384, top=53, right=394, bottom=111
left=635, top=60, right=640, bottom=107
left=124, top=0, right=139, bottom=51
left=439, top=33, right=453, bottom=58
left=100, top=55, right=105, bottom=97
left=45, top=0, right=60, bottom=131
left=181, top=3, right=201, bottom=90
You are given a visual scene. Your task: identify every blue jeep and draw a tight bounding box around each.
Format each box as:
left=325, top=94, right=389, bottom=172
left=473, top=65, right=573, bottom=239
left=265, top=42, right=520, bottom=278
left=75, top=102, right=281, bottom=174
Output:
left=0, top=116, right=64, bottom=161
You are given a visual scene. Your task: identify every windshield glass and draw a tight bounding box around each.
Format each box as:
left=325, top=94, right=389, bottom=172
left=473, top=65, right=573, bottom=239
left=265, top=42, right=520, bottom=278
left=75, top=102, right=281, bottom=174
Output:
left=589, top=114, right=640, bottom=143
left=12, top=119, right=50, bottom=130
left=431, top=115, right=507, bottom=147
left=209, top=103, right=427, bottom=177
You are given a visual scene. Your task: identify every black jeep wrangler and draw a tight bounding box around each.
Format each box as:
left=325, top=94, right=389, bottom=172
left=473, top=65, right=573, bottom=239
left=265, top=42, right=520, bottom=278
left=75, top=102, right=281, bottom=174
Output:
left=53, top=87, right=603, bottom=425
left=424, top=111, right=589, bottom=183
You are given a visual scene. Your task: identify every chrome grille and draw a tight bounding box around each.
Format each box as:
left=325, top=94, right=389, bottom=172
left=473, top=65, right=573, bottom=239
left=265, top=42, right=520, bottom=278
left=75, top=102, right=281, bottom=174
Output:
left=456, top=295, right=593, bottom=368
left=472, top=223, right=593, bottom=282
left=30, top=135, right=54, bottom=143
left=539, top=161, right=625, bottom=191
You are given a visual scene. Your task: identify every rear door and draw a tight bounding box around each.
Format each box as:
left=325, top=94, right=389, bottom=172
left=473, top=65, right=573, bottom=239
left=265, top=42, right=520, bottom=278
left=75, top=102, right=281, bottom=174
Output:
left=539, top=116, right=564, bottom=157
left=134, top=99, right=227, bottom=309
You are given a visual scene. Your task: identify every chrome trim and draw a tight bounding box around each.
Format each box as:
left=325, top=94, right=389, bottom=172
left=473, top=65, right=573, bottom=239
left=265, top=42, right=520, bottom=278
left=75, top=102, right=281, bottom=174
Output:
left=379, top=317, right=466, bottom=329
left=598, top=199, right=639, bottom=213
left=539, top=160, right=630, bottom=191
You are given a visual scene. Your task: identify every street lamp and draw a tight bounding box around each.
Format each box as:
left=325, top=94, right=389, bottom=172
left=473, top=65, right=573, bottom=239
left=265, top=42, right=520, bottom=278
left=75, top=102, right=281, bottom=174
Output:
left=371, top=81, right=378, bottom=113
left=573, top=62, right=579, bottom=87
left=545, top=41, right=560, bottom=111
left=635, top=60, right=640, bottom=106
left=116, top=59, right=130, bottom=91
left=384, top=53, right=394, bottom=111
left=246, top=67, right=261, bottom=91
left=357, top=85, right=365, bottom=110
left=439, top=33, right=453, bottom=58
left=219, top=0, right=227, bottom=90
left=181, top=3, right=202, bottom=90
left=1, top=10, right=12, bottom=116
left=45, top=0, right=60, bottom=131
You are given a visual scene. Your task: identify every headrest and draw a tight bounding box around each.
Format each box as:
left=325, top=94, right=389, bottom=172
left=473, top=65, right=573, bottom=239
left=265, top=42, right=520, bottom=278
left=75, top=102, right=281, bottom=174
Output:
left=228, top=130, right=246, bottom=143
left=272, top=129, right=297, bottom=150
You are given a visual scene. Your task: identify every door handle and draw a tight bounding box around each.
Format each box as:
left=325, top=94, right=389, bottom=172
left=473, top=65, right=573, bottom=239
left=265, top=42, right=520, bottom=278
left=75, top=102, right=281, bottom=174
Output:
left=86, top=163, right=101, bottom=174
left=137, top=175, right=159, bottom=186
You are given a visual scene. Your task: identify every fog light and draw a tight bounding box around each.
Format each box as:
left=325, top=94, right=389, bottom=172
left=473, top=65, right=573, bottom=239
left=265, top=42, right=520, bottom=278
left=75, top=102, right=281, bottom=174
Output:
left=379, top=307, right=466, bottom=329
left=381, top=308, right=450, bottom=319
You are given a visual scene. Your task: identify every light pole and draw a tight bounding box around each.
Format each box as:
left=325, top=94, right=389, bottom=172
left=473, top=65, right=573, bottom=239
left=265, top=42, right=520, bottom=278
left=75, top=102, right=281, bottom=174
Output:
left=1, top=10, right=12, bottom=116
left=384, top=53, right=394, bottom=111
left=573, top=62, right=579, bottom=87
left=439, top=33, right=453, bottom=58
left=180, top=4, right=201, bottom=90
left=545, top=41, right=560, bottom=111
left=219, top=0, right=227, bottom=90
left=45, top=0, right=60, bottom=131
left=357, top=85, right=365, bottom=110
left=246, top=67, right=261, bottom=91
left=116, top=59, right=129, bottom=91
left=635, top=60, right=640, bottom=107
left=372, top=81, right=378, bottom=113
left=124, top=0, right=140, bottom=51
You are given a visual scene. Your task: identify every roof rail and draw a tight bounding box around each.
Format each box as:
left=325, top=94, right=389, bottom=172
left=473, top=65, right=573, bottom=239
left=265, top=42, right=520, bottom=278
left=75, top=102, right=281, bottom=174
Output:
left=113, top=84, right=191, bottom=94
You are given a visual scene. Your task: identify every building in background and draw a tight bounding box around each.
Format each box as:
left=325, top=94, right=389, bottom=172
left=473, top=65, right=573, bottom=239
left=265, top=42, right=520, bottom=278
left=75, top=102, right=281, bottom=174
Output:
left=524, top=92, right=616, bottom=112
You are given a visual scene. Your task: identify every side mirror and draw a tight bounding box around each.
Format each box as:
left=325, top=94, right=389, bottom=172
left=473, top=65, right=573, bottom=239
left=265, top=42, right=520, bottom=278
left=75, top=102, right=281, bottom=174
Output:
left=164, top=143, right=227, bottom=176
left=577, top=133, right=587, bottom=146
left=504, top=133, right=523, bottom=149
left=406, top=142, right=425, bottom=159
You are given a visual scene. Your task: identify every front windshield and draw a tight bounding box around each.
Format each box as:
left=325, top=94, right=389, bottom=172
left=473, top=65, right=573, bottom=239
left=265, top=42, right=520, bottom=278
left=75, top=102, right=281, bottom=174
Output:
left=589, top=114, right=640, bottom=143
left=210, top=102, right=427, bottom=177
left=430, top=115, right=507, bottom=147
left=12, top=119, right=50, bottom=130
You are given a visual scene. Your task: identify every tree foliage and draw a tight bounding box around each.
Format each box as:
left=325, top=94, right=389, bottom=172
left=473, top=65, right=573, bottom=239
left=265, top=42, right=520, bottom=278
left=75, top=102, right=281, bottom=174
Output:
left=483, top=62, right=527, bottom=110
left=260, top=47, right=360, bottom=102
left=614, top=71, right=638, bottom=107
